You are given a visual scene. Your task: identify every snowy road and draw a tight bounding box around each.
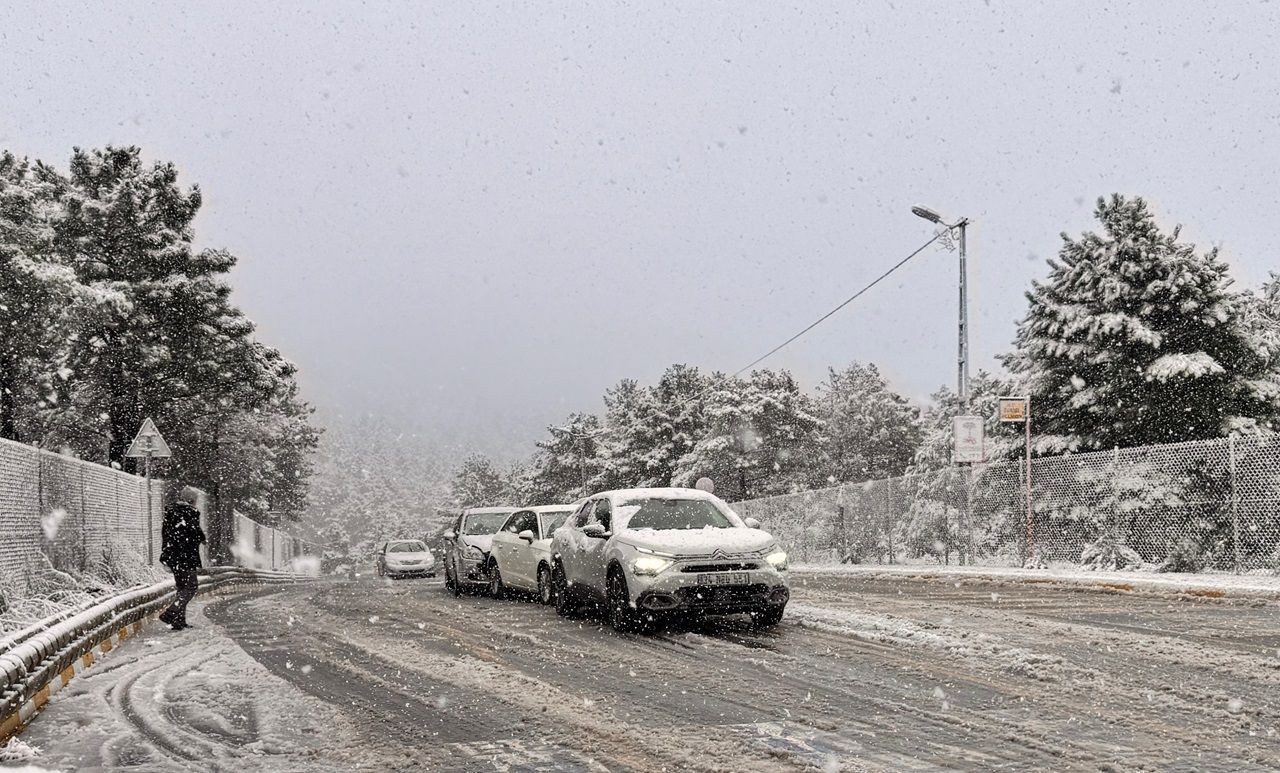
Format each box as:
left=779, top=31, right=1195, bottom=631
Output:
left=15, top=573, right=1280, bottom=771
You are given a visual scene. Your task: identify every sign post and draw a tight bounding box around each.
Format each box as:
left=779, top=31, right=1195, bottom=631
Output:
left=125, top=418, right=173, bottom=564
left=998, top=397, right=1033, bottom=564
left=952, top=415, right=984, bottom=566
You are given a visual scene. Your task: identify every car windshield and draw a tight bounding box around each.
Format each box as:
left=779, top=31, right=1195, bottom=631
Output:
left=462, top=512, right=510, bottom=535
left=538, top=510, right=571, bottom=538
left=621, top=498, right=733, bottom=531
left=388, top=541, right=426, bottom=553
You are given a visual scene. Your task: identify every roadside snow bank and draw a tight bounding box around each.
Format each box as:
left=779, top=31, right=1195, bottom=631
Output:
left=794, top=563, right=1280, bottom=600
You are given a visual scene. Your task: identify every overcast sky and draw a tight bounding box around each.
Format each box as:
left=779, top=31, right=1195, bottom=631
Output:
left=4, top=1, right=1278, bottom=454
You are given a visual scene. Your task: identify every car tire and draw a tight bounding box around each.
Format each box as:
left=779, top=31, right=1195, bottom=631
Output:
left=751, top=605, right=785, bottom=628
left=537, top=564, right=555, bottom=606
left=607, top=568, right=646, bottom=633
left=553, top=564, right=580, bottom=618
left=488, top=562, right=506, bottom=600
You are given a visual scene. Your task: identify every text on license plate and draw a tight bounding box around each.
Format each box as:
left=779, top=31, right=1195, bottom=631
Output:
left=697, top=572, right=749, bottom=586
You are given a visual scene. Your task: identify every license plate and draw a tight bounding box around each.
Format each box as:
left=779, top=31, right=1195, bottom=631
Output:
left=697, top=572, right=749, bottom=586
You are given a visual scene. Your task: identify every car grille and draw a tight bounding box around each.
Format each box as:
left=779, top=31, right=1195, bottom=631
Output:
left=675, top=584, right=771, bottom=606
left=680, top=562, right=759, bottom=573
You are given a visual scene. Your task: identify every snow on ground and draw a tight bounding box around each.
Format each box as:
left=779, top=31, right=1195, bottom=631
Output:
left=12, top=596, right=379, bottom=772
left=795, top=562, right=1280, bottom=598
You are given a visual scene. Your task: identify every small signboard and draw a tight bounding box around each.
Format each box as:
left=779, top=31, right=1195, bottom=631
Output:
left=125, top=418, right=172, bottom=458
left=998, top=397, right=1029, bottom=423
left=952, top=415, right=985, bottom=463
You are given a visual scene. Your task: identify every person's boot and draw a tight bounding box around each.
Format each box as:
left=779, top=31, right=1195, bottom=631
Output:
left=159, top=609, right=176, bottom=626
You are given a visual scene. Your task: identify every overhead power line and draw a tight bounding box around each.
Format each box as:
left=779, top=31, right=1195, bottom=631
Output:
left=550, top=228, right=951, bottom=440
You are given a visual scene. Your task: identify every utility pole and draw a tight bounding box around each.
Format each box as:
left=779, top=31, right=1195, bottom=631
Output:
left=912, top=206, right=971, bottom=406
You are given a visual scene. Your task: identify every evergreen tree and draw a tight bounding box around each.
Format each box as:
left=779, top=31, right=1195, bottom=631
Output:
left=595, top=364, right=710, bottom=489
left=815, top=362, right=922, bottom=483
left=450, top=453, right=512, bottom=508
left=674, top=369, right=821, bottom=501
left=1007, top=195, right=1277, bottom=452
left=524, top=413, right=604, bottom=504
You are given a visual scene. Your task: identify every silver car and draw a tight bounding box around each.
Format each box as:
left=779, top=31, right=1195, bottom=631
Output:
left=376, top=539, right=436, bottom=578
left=442, top=507, right=516, bottom=595
left=550, top=488, right=789, bottom=631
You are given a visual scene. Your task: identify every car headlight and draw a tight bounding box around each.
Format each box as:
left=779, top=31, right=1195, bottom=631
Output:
left=465, top=545, right=484, bottom=559
left=632, top=555, right=673, bottom=576
left=765, top=550, right=788, bottom=570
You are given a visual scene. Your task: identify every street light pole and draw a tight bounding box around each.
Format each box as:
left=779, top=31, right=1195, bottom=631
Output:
left=956, top=217, right=970, bottom=406
left=912, top=206, right=971, bottom=406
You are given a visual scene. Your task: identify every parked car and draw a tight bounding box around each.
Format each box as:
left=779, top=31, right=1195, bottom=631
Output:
left=442, top=506, right=516, bottom=596
left=376, top=539, right=436, bottom=578
left=550, top=488, right=789, bottom=632
left=486, top=504, right=574, bottom=602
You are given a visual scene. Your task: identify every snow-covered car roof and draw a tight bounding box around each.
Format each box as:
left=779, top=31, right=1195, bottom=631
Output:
left=602, top=487, right=724, bottom=504
left=514, top=504, right=574, bottom=513
left=462, top=506, right=517, bottom=515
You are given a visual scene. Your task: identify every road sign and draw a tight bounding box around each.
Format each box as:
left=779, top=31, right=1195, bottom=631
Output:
left=125, top=418, right=172, bottom=458
left=952, top=415, right=985, bottom=463
left=998, top=397, right=1028, bottom=423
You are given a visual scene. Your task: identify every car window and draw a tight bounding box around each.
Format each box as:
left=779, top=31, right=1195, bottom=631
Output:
left=388, top=541, right=427, bottom=553
left=502, top=511, right=530, bottom=533
left=592, top=498, right=612, bottom=531
left=538, top=510, right=571, bottom=539
left=506, top=511, right=536, bottom=534
left=571, top=501, right=592, bottom=527
left=461, top=511, right=511, bottom=535
left=620, top=498, right=733, bottom=531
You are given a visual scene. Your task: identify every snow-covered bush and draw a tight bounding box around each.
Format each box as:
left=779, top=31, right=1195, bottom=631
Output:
left=1080, top=535, right=1143, bottom=571
left=1157, top=537, right=1206, bottom=573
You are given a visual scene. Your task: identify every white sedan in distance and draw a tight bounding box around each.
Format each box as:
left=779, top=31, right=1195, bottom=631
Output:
left=376, top=539, right=436, bottom=578
left=486, top=504, right=574, bottom=603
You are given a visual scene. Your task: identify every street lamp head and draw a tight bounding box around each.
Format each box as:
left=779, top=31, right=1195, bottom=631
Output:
left=911, top=205, right=944, bottom=224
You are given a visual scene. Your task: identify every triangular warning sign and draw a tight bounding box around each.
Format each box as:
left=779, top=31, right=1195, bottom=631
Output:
left=125, top=418, right=172, bottom=458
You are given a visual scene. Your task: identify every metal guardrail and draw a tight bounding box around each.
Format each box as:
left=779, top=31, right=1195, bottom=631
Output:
left=0, top=566, right=308, bottom=741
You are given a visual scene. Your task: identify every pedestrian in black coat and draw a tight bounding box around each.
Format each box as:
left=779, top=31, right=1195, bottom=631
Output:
left=159, top=486, right=206, bottom=630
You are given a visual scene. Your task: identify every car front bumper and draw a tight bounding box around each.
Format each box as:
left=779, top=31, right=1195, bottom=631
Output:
left=386, top=563, right=435, bottom=576
left=455, top=556, right=490, bottom=585
left=631, top=567, right=789, bottom=614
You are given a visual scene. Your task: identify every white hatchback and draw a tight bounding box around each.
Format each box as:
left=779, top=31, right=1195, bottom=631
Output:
left=486, top=505, right=574, bottom=603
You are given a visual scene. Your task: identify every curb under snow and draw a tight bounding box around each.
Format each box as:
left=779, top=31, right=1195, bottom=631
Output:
left=793, top=563, right=1280, bottom=601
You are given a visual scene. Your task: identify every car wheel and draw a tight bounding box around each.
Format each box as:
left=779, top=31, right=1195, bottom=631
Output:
left=488, top=562, right=506, bottom=599
left=751, top=605, right=785, bottom=628
left=607, top=568, right=645, bottom=633
left=553, top=564, right=580, bottom=618
left=537, top=564, right=555, bottom=606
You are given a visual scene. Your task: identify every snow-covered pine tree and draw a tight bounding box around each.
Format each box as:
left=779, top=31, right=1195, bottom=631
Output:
left=816, top=361, right=922, bottom=483
left=525, top=412, right=605, bottom=504
left=674, top=369, right=821, bottom=501
left=1007, top=195, right=1277, bottom=452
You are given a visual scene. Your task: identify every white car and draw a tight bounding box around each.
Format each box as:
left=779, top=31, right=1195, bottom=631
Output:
left=376, top=539, right=436, bottom=578
left=550, top=488, right=790, bottom=632
left=442, top=507, right=516, bottom=596
left=486, top=505, right=574, bottom=603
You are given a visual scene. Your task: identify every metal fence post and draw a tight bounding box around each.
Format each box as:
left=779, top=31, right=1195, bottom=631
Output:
left=885, top=477, right=894, bottom=565
left=965, top=464, right=975, bottom=566
left=1229, top=435, right=1240, bottom=572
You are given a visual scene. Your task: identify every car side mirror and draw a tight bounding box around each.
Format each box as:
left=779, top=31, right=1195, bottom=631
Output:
left=743, top=517, right=761, bottom=529
left=582, top=523, right=610, bottom=539
left=443, top=530, right=457, bottom=541
left=518, top=529, right=536, bottom=542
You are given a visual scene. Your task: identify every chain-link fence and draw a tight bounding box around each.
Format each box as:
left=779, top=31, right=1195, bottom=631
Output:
left=0, top=437, right=320, bottom=602
left=734, top=435, right=1280, bottom=573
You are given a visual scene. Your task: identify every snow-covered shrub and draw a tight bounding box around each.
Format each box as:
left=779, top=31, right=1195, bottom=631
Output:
left=1158, top=537, right=1206, bottom=573
left=1080, top=535, right=1143, bottom=571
